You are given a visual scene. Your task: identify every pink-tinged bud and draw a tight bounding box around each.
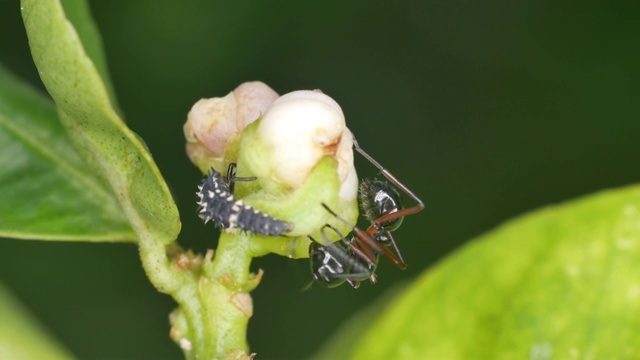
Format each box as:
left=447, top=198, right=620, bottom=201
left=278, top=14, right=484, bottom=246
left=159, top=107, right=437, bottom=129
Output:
left=184, top=81, right=279, bottom=172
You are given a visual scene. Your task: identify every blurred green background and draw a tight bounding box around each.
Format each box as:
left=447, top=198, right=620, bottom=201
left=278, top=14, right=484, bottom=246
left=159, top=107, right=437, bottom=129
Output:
left=1, top=1, right=638, bottom=359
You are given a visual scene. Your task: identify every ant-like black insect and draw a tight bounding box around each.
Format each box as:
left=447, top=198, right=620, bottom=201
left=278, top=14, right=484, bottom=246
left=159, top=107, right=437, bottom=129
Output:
left=351, top=136, right=425, bottom=270
left=308, top=204, right=379, bottom=288
left=308, top=136, right=424, bottom=288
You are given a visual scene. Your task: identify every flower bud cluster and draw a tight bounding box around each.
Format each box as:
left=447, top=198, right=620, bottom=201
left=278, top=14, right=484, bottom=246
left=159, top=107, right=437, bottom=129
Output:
left=185, top=83, right=359, bottom=242
left=185, top=84, right=357, bottom=203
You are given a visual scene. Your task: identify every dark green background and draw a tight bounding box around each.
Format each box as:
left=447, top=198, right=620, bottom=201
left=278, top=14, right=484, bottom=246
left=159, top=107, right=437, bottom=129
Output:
left=1, top=1, right=638, bottom=359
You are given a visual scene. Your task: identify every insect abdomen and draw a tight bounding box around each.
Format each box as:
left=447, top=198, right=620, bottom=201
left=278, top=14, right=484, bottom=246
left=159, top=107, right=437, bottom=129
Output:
left=197, top=168, right=292, bottom=236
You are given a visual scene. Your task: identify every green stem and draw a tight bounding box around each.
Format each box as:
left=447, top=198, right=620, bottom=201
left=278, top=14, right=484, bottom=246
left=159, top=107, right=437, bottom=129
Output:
left=136, top=220, right=265, bottom=359
left=205, top=231, right=254, bottom=281
left=136, top=231, right=205, bottom=358
left=197, top=231, right=256, bottom=359
left=137, top=235, right=182, bottom=293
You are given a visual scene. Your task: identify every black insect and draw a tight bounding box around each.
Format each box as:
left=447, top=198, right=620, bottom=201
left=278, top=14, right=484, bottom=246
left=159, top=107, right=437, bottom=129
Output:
left=197, top=164, right=292, bottom=236
left=352, top=137, right=425, bottom=270
left=308, top=136, right=424, bottom=288
left=308, top=205, right=379, bottom=289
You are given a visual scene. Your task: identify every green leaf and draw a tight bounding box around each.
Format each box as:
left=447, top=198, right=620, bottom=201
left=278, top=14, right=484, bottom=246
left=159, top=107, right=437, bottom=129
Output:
left=58, top=0, right=121, bottom=116
left=0, top=64, right=134, bottom=241
left=21, top=0, right=180, bottom=243
left=347, top=185, right=640, bottom=359
left=0, top=282, right=74, bottom=360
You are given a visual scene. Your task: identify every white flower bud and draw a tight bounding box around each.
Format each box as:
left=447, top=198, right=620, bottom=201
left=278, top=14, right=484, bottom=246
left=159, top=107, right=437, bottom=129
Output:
left=250, top=90, right=357, bottom=200
left=187, top=86, right=360, bottom=238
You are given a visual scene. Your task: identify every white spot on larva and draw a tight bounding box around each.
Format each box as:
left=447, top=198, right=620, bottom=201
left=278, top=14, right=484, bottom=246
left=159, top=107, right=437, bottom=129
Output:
left=208, top=191, right=215, bottom=198
left=226, top=195, right=234, bottom=201
left=530, top=342, right=553, bottom=360
left=228, top=201, right=243, bottom=227
left=229, top=214, right=239, bottom=227
left=179, top=338, right=192, bottom=351
left=232, top=202, right=243, bottom=211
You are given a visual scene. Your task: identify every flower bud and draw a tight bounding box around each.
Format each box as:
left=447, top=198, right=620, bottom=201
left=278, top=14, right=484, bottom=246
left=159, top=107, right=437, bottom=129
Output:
left=238, top=90, right=356, bottom=201
left=236, top=90, right=359, bottom=236
left=184, top=82, right=279, bottom=173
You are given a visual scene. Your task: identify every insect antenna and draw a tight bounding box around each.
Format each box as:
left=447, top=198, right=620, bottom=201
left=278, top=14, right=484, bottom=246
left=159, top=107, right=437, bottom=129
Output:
left=352, top=136, right=425, bottom=222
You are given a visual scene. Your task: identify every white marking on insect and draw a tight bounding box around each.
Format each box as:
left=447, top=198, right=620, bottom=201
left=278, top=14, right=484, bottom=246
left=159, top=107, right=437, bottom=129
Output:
left=196, top=167, right=293, bottom=236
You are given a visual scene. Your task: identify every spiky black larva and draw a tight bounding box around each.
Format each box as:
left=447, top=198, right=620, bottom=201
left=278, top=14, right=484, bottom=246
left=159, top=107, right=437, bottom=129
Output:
left=196, top=167, right=292, bottom=236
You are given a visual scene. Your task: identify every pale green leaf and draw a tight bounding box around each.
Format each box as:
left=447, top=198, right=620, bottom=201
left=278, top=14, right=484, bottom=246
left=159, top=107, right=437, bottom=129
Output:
left=347, top=186, right=640, bottom=359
